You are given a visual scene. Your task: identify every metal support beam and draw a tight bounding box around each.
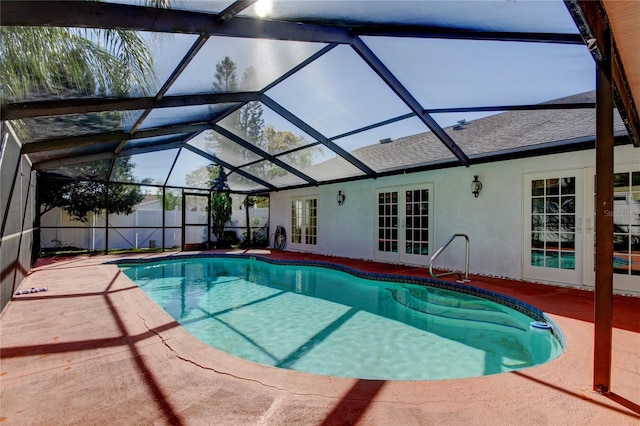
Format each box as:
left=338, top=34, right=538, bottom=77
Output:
left=21, top=122, right=213, bottom=154
left=260, top=95, right=377, bottom=177
left=216, top=1, right=258, bottom=23
left=1, top=1, right=585, bottom=46
left=182, top=144, right=276, bottom=191
left=352, top=26, right=585, bottom=45
left=120, top=34, right=212, bottom=153
left=593, top=27, right=614, bottom=395
left=211, top=125, right=317, bottom=185
left=566, top=0, right=640, bottom=147
left=0, top=1, right=352, bottom=44
left=350, top=36, right=471, bottom=167
left=2, top=92, right=259, bottom=120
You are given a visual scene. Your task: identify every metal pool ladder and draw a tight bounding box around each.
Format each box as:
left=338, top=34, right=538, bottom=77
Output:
left=428, top=233, right=471, bottom=283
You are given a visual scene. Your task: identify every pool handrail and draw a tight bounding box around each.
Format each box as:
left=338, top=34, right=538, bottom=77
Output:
left=429, top=233, right=470, bottom=283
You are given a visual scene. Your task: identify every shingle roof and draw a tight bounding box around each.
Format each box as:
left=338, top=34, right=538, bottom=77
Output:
left=350, top=91, right=626, bottom=172
left=297, top=91, right=627, bottom=179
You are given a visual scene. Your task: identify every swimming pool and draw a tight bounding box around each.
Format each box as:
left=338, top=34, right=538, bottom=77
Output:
left=116, top=255, right=563, bottom=380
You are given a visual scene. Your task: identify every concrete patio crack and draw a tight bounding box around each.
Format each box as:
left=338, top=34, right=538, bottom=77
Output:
left=136, top=313, right=324, bottom=397
left=135, top=313, right=517, bottom=408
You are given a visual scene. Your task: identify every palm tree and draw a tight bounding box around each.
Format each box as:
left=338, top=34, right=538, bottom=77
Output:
left=1, top=0, right=171, bottom=233
left=0, top=0, right=170, bottom=104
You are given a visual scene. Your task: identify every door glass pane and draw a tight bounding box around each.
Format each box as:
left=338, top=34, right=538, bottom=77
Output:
left=378, top=191, right=398, bottom=253
left=305, top=199, right=317, bottom=245
left=532, top=180, right=544, bottom=196
left=291, top=200, right=302, bottom=244
left=404, top=188, right=429, bottom=256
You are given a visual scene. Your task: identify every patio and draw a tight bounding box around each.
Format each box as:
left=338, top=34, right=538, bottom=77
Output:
left=1, top=251, right=638, bottom=425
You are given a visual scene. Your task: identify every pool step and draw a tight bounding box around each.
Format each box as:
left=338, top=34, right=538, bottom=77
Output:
left=388, top=289, right=527, bottom=331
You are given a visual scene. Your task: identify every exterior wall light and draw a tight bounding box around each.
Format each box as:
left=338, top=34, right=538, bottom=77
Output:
left=471, top=175, right=482, bottom=198
left=337, top=190, right=346, bottom=206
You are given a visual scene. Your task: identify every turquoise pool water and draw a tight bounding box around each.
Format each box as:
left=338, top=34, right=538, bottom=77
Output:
left=119, top=256, right=563, bottom=380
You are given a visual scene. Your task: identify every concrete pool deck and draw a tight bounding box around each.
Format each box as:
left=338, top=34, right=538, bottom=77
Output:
left=1, top=250, right=639, bottom=425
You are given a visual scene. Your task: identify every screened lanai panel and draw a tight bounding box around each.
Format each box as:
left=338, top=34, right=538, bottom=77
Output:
left=217, top=103, right=319, bottom=155
left=15, top=110, right=144, bottom=144
left=237, top=160, right=307, bottom=189
left=108, top=184, right=162, bottom=227
left=136, top=104, right=237, bottom=131
left=166, top=149, right=222, bottom=189
left=363, top=37, right=595, bottom=110
left=241, top=0, right=578, bottom=33
left=165, top=36, right=327, bottom=96
left=145, top=32, right=200, bottom=92
left=332, top=116, right=456, bottom=172
left=120, top=133, right=189, bottom=151
left=187, top=130, right=264, bottom=167
left=110, top=150, right=180, bottom=186
left=27, top=142, right=121, bottom=165
left=266, top=45, right=411, bottom=139
left=277, top=146, right=366, bottom=182
left=44, top=159, right=113, bottom=180
left=1, top=27, right=172, bottom=104
left=226, top=170, right=270, bottom=193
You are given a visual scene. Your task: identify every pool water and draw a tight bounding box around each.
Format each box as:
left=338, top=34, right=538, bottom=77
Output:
left=120, top=257, right=563, bottom=380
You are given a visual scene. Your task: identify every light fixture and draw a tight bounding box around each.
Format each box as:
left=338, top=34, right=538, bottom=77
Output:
left=471, top=175, right=482, bottom=198
left=337, top=190, right=346, bottom=206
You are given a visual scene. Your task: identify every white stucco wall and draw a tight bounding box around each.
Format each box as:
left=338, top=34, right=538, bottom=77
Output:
left=269, top=144, right=640, bottom=295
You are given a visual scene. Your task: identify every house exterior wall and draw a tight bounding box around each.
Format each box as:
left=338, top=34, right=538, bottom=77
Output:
left=1, top=124, right=36, bottom=312
left=269, top=144, right=640, bottom=296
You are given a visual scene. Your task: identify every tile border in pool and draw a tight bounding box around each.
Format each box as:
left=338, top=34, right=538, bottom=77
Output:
left=107, top=253, right=565, bottom=347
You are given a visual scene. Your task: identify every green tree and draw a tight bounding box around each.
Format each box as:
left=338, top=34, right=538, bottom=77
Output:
left=157, top=188, right=181, bottom=211
left=0, top=12, right=167, bottom=102
left=236, top=66, right=264, bottom=143
left=185, top=163, right=221, bottom=188
left=184, top=163, right=233, bottom=243
left=1, top=0, right=168, bottom=138
left=264, top=126, right=315, bottom=177
left=206, top=59, right=265, bottom=168
left=39, top=158, right=145, bottom=222
left=211, top=192, right=233, bottom=244
left=212, top=56, right=238, bottom=92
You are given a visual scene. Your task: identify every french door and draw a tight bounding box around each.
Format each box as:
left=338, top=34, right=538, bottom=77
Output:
left=584, top=166, right=640, bottom=292
left=523, top=171, right=584, bottom=285
left=375, top=184, right=433, bottom=265
left=289, top=197, right=318, bottom=251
